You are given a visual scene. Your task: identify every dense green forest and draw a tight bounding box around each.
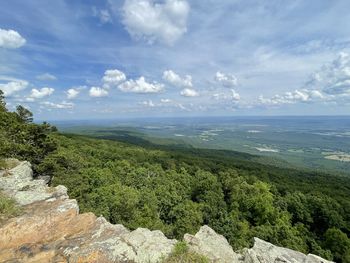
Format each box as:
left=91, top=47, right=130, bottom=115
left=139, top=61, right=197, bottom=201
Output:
left=1, top=92, right=350, bottom=262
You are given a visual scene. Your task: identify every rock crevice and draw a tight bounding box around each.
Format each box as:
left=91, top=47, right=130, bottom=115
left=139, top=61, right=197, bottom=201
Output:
left=0, top=161, right=334, bottom=263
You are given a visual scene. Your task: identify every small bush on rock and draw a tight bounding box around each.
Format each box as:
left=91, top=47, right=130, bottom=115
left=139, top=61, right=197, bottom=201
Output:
left=0, top=192, right=21, bottom=223
left=163, top=241, right=209, bottom=263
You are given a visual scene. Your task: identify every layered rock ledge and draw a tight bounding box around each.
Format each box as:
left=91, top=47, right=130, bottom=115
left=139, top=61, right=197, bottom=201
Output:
left=0, top=161, right=334, bottom=263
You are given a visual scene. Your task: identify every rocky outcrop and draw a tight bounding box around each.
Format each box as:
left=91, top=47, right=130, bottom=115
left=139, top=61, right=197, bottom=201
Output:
left=0, top=161, right=175, bottom=262
left=184, top=227, right=333, bottom=263
left=184, top=225, right=242, bottom=262
left=241, top=237, right=335, bottom=263
left=0, top=161, right=334, bottom=263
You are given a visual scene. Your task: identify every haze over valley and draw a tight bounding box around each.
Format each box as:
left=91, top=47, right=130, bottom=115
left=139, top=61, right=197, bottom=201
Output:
left=1, top=1, right=350, bottom=262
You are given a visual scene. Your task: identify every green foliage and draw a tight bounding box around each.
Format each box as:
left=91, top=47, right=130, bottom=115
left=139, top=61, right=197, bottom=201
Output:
left=0, top=93, right=349, bottom=262
left=0, top=192, right=21, bottom=223
left=169, top=200, right=203, bottom=238
left=0, top=159, right=6, bottom=169
left=43, top=133, right=350, bottom=262
left=0, top=90, right=6, bottom=111
left=16, top=105, right=33, bottom=123
left=0, top=92, right=57, bottom=172
left=324, top=228, right=350, bottom=263
left=163, top=241, right=209, bottom=263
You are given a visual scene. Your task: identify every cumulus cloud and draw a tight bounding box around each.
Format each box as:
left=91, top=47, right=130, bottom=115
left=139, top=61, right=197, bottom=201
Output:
left=29, top=87, right=54, bottom=99
left=213, top=89, right=240, bottom=102
left=215, top=71, right=238, bottom=88
left=162, top=70, right=192, bottom=88
left=0, top=29, right=26, bottom=49
left=141, top=100, right=155, bottom=107
left=92, top=7, right=112, bottom=24
left=255, top=53, right=350, bottom=107
left=308, top=90, right=324, bottom=99
left=306, top=52, right=350, bottom=96
left=0, top=80, right=28, bottom=96
left=180, top=88, right=199, bottom=97
left=161, top=69, right=199, bottom=101
left=66, top=88, right=80, bottom=99
left=102, top=69, right=126, bottom=88
left=231, top=89, right=240, bottom=101
left=161, top=98, right=171, bottom=103
left=36, top=73, right=57, bottom=81
left=256, top=53, right=350, bottom=107
left=89, top=87, right=109, bottom=97
left=41, top=101, right=74, bottom=109
left=258, top=89, right=324, bottom=106
left=122, top=0, right=190, bottom=45
left=177, top=103, right=188, bottom=110
left=118, top=76, right=164, bottom=93
left=65, top=86, right=86, bottom=99
left=258, top=52, right=350, bottom=108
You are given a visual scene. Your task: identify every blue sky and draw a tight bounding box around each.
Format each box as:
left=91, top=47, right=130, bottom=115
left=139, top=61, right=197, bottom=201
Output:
left=1, top=0, right=350, bottom=120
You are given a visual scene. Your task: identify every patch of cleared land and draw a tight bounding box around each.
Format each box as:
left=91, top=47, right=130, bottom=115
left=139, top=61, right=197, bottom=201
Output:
left=324, top=153, right=350, bottom=162
left=321, top=151, right=345, bottom=155
left=255, top=147, right=279, bottom=153
left=201, top=131, right=219, bottom=136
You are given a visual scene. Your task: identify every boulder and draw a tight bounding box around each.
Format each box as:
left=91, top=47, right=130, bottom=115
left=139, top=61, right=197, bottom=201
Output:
left=0, top=161, right=69, bottom=205
left=62, top=218, right=176, bottom=263
left=184, top=225, right=241, bottom=262
left=123, top=228, right=177, bottom=262
left=241, top=238, right=334, bottom=263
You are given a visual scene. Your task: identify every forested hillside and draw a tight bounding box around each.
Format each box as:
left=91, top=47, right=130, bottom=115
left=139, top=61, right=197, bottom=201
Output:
left=1, top=92, right=350, bottom=262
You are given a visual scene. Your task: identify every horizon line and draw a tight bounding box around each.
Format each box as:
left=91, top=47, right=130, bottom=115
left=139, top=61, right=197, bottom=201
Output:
left=37, top=114, right=350, bottom=123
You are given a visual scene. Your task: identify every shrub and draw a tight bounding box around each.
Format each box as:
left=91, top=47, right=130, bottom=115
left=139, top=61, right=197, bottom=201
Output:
left=162, top=241, right=209, bottom=263
left=0, top=192, right=21, bottom=223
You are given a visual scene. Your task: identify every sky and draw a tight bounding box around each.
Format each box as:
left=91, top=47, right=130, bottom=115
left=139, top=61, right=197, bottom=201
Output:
left=1, top=0, right=350, bottom=120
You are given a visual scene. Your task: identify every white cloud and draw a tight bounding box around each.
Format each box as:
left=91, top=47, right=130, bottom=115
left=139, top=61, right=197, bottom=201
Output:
left=89, top=87, right=109, bottom=97
left=258, top=89, right=324, bottom=106
left=256, top=53, right=350, bottom=107
left=0, top=80, right=28, bottom=96
left=258, top=95, right=281, bottom=106
left=161, top=98, right=171, bottom=103
left=102, top=69, right=126, bottom=88
left=257, top=52, right=350, bottom=108
left=306, top=52, right=350, bottom=96
left=308, top=90, right=324, bottom=99
left=0, top=29, right=26, bottom=49
left=231, top=89, right=240, bottom=101
left=286, top=90, right=309, bottom=102
left=92, top=7, right=112, bottom=24
left=29, top=87, right=54, bottom=99
left=215, top=71, right=238, bottom=88
left=118, top=76, right=164, bottom=93
left=66, top=88, right=80, bottom=99
left=213, top=89, right=240, bottom=102
left=25, top=97, right=35, bottom=102
left=163, top=70, right=199, bottom=97
left=36, top=73, right=57, bottom=81
left=66, top=86, right=86, bottom=99
left=122, top=0, right=190, bottom=45
left=180, top=88, right=199, bottom=97
left=141, top=100, right=155, bottom=107
left=41, top=101, right=74, bottom=109
left=162, top=70, right=192, bottom=88
left=177, top=103, right=187, bottom=110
